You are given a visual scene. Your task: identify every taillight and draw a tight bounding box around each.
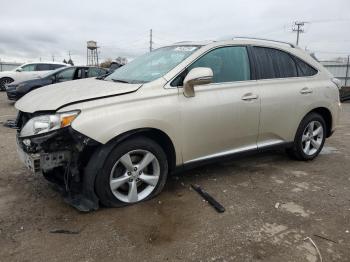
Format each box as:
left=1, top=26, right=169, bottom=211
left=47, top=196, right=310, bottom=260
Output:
left=331, top=78, right=342, bottom=90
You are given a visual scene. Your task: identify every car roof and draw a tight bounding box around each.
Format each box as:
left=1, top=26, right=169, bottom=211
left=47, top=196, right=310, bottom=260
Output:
left=21, top=62, right=68, bottom=66
left=168, top=37, right=297, bottom=50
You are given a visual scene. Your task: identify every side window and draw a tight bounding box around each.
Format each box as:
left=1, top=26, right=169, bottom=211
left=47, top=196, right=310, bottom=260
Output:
left=253, top=47, right=298, bottom=79
left=294, top=57, right=318, bottom=77
left=21, top=64, right=36, bottom=71
left=50, top=64, right=66, bottom=70
left=35, top=64, right=51, bottom=71
left=188, top=46, right=251, bottom=83
left=56, top=68, right=75, bottom=82
left=87, top=67, right=100, bottom=77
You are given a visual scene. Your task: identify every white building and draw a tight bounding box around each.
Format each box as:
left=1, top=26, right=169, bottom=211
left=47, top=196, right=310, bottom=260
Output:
left=321, top=60, right=349, bottom=87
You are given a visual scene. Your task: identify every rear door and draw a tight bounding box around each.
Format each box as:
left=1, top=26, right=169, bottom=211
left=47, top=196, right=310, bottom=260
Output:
left=178, top=46, right=260, bottom=163
left=252, top=46, right=318, bottom=147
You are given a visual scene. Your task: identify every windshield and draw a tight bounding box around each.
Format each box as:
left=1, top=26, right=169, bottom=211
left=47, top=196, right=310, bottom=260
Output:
left=105, top=45, right=200, bottom=83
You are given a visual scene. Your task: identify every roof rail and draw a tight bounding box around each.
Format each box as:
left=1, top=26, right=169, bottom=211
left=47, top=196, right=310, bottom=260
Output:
left=230, top=36, right=295, bottom=48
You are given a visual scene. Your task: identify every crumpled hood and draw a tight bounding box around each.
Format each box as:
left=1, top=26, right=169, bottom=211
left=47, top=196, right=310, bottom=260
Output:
left=15, top=78, right=142, bottom=113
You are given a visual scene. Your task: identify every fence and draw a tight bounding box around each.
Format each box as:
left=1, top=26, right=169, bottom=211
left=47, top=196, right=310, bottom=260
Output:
left=321, top=60, right=350, bottom=87
left=0, top=61, right=22, bottom=72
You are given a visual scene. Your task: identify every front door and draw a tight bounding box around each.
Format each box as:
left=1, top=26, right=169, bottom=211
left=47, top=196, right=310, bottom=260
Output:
left=178, top=46, right=260, bottom=163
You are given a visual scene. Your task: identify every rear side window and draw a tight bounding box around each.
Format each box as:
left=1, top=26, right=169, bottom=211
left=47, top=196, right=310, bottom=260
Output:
left=253, top=47, right=297, bottom=79
left=35, top=64, right=51, bottom=71
left=50, top=64, right=66, bottom=70
left=294, top=57, right=318, bottom=76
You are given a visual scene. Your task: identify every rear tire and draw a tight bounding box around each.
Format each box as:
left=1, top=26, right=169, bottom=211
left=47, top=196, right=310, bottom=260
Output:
left=286, top=113, right=326, bottom=161
left=95, top=137, right=168, bottom=207
left=0, top=77, right=14, bottom=91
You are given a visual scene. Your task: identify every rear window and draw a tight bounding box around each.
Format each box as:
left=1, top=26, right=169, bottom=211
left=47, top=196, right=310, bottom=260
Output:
left=253, top=47, right=298, bottom=79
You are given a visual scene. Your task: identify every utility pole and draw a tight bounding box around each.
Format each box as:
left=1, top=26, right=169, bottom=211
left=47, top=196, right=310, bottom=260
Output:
left=52, top=55, right=55, bottom=62
left=292, top=21, right=305, bottom=45
left=345, top=55, right=350, bottom=87
left=149, top=29, right=153, bottom=52
left=68, top=51, right=72, bottom=60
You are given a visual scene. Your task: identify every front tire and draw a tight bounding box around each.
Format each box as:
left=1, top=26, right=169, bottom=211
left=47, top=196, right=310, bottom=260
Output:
left=286, top=113, right=326, bottom=161
left=0, top=77, right=14, bottom=91
left=95, top=137, right=168, bottom=207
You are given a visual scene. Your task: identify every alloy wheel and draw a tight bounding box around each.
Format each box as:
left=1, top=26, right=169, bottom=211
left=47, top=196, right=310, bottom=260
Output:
left=302, top=120, right=324, bottom=156
left=109, top=149, right=160, bottom=203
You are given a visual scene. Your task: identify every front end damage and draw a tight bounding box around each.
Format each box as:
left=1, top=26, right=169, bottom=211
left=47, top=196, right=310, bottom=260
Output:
left=16, top=111, right=102, bottom=211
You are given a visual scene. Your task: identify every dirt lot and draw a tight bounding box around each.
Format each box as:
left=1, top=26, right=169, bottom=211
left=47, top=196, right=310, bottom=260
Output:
left=0, top=93, right=349, bottom=262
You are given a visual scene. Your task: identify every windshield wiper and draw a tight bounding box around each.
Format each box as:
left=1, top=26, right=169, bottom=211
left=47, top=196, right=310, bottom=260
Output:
left=111, top=79, right=129, bottom=83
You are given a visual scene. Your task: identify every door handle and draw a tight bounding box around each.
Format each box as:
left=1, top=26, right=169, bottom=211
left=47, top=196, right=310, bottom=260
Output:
left=300, top=87, right=313, bottom=94
left=241, top=93, right=259, bottom=101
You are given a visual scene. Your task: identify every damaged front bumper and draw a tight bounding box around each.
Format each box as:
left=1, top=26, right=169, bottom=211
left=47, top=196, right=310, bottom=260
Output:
left=16, top=124, right=102, bottom=212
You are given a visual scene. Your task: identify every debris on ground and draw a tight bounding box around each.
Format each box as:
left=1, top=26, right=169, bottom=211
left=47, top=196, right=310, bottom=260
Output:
left=275, top=202, right=280, bottom=209
left=49, top=229, right=80, bottom=235
left=304, top=237, right=323, bottom=262
left=191, top=184, right=225, bottom=213
left=313, top=234, right=337, bottom=244
left=3, top=119, right=17, bottom=129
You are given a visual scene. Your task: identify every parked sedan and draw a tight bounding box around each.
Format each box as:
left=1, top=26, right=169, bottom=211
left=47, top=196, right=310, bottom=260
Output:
left=0, top=62, right=67, bottom=91
left=6, top=66, right=108, bottom=101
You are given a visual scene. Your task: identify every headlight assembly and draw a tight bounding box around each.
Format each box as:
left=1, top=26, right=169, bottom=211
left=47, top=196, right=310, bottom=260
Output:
left=19, top=110, right=80, bottom=138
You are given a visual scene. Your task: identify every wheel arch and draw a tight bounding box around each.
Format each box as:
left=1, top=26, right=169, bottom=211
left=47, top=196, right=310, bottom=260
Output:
left=105, top=128, right=177, bottom=173
left=306, top=107, right=333, bottom=137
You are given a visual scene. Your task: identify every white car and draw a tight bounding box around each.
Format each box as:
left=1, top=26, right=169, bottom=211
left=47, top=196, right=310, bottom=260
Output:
left=0, top=62, right=68, bottom=90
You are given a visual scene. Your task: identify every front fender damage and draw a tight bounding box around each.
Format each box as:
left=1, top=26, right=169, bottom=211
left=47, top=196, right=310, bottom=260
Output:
left=18, top=127, right=102, bottom=212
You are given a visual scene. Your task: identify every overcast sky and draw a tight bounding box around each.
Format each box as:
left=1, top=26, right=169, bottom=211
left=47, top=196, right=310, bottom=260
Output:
left=1, top=0, right=349, bottom=64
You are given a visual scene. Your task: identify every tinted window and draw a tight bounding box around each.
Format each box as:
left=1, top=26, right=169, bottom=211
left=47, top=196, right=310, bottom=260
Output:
left=21, top=64, right=36, bottom=71
left=51, top=64, right=66, bottom=70
left=294, top=57, right=318, bottom=76
left=253, top=47, right=298, bottom=79
left=56, top=68, right=75, bottom=82
left=188, top=46, right=251, bottom=83
left=36, top=64, right=51, bottom=71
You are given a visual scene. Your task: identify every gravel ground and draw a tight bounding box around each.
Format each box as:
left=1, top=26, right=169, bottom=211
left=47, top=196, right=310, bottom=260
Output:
left=0, top=92, right=349, bottom=262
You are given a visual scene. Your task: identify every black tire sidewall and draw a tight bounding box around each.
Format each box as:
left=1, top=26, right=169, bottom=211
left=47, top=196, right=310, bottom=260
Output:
left=95, top=136, right=168, bottom=207
left=294, top=113, right=326, bottom=160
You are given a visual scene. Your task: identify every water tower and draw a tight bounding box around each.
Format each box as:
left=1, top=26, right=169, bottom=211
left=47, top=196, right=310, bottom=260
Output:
left=86, top=40, right=99, bottom=66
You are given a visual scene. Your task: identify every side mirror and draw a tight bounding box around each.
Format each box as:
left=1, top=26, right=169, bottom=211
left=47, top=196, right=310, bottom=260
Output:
left=183, top=67, right=213, bottom=97
left=16, top=68, right=23, bottom=72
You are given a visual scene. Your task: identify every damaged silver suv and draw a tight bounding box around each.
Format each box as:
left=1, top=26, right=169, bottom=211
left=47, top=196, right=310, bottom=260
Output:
left=15, top=37, right=341, bottom=211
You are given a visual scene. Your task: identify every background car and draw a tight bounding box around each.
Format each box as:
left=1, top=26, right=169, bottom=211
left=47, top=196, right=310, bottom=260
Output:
left=6, top=66, right=108, bottom=101
left=0, top=62, right=68, bottom=91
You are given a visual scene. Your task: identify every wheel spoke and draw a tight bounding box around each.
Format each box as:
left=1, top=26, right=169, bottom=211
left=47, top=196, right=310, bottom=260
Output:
left=128, top=180, right=138, bottom=202
left=304, top=140, right=311, bottom=154
left=310, top=139, right=321, bottom=149
left=302, top=134, right=308, bottom=142
left=138, top=152, right=155, bottom=171
left=308, top=122, right=315, bottom=133
left=110, top=174, right=129, bottom=190
left=139, top=174, right=159, bottom=186
left=119, top=153, right=134, bottom=171
left=313, top=126, right=323, bottom=137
